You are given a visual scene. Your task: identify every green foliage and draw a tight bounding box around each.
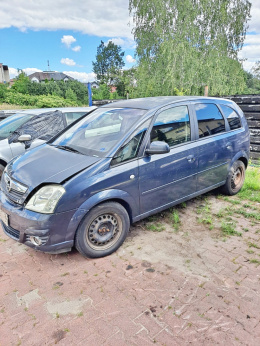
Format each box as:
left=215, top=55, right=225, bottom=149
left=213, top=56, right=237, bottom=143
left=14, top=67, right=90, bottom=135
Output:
left=92, top=40, right=125, bottom=84
left=92, top=83, right=110, bottom=100
left=0, top=84, right=7, bottom=101
left=129, top=0, right=251, bottom=96
left=3, top=90, right=77, bottom=108
left=1, top=74, right=89, bottom=107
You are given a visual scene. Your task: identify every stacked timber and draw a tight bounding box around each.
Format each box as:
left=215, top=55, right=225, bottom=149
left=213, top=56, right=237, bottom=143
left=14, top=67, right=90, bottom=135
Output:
left=228, top=95, right=260, bottom=163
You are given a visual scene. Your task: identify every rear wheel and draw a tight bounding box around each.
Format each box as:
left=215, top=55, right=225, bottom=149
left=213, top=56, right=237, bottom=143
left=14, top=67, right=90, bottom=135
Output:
left=75, top=202, right=130, bottom=258
left=221, top=160, right=245, bottom=196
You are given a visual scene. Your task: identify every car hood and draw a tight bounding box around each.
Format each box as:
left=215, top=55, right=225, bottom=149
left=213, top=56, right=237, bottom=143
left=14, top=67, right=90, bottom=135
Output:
left=8, top=144, right=101, bottom=189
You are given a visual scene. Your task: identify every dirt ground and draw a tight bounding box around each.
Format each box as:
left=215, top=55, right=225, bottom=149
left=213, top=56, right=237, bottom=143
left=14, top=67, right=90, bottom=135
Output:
left=0, top=190, right=260, bottom=345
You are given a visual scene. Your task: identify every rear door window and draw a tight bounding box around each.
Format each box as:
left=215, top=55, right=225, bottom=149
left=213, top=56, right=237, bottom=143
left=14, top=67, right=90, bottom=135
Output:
left=220, top=105, right=241, bottom=130
left=195, top=103, right=225, bottom=138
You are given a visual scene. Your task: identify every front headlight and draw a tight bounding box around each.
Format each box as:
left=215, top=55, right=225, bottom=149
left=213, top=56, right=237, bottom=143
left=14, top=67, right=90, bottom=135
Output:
left=26, top=185, right=65, bottom=214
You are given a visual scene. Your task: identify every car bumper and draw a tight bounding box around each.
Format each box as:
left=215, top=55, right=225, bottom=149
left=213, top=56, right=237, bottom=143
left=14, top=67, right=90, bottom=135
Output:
left=0, top=190, right=77, bottom=254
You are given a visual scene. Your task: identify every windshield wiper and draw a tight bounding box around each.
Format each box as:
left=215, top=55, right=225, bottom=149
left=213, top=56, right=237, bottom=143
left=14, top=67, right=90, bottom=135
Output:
left=55, top=145, right=83, bottom=155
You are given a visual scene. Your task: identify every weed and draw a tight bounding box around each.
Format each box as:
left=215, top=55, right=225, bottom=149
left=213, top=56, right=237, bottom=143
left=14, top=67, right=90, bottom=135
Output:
left=55, top=312, right=60, bottom=318
left=64, top=328, right=70, bottom=333
left=61, top=272, right=70, bottom=277
left=247, top=249, right=254, bottom=254
left=77, top=311, right=83, bottom=317
left=170, top=210, right=180, bottom=230
left=146, top=223, right=165, bottom=232
left=248, top=242, right=260, bottom=249
left=221, top=221, right=241, bottom=236
left=250, top=259, right=260, bottom=265
left=234, top=208, right=260, bottom=221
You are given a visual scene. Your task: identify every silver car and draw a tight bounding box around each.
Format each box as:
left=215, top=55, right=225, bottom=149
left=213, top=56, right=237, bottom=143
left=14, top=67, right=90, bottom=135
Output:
left=0, top=106, right=96, bottom=176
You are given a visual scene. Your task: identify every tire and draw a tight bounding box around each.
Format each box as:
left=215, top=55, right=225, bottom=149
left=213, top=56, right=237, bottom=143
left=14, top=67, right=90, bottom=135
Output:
left=75, top=202, right=130, bottom=258
left=221, top=160, right=245, bottom=196
left=0, top=164, right=5, bottom=179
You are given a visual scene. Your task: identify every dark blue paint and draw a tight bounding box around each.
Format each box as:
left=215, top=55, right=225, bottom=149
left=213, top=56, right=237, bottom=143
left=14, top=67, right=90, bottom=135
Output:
left=0, top=97, right=250, bottom=254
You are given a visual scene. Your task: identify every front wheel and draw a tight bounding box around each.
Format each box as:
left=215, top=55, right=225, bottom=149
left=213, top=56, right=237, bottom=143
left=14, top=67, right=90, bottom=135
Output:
left=75, top=202, right=130, bottom=258
left=221, top=160, right=245, bottom=196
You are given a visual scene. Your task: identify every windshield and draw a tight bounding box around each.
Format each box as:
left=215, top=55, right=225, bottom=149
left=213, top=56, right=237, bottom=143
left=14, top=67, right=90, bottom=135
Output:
left=51, top=107, right=147, bottom=157
left=0, top=113, right=34, bottom=140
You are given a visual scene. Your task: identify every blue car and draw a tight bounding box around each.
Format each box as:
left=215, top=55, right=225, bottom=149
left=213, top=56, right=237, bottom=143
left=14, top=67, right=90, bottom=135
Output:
left=0, top=96, right=250, bottom=258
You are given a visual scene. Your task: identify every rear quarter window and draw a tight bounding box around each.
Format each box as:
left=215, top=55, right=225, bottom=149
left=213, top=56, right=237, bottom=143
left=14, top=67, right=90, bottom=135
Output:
left=220, top=105, right=242, bottom=130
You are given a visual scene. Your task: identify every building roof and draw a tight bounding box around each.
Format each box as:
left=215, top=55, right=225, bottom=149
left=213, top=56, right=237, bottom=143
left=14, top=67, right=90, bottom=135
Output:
left=28, top=71, right=74, bottom=82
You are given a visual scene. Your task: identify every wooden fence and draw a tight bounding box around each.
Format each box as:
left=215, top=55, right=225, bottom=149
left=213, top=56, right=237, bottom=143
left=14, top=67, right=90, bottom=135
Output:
left=227, top=95, right=260, bottom=163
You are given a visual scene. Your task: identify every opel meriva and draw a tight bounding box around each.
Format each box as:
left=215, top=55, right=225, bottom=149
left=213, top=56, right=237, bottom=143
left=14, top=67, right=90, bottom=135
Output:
left=0, top=97, right=250, bottom=258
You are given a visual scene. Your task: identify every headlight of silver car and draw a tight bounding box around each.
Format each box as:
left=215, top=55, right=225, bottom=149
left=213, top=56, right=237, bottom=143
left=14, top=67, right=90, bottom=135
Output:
left=25, top=185, right=65, bottom=214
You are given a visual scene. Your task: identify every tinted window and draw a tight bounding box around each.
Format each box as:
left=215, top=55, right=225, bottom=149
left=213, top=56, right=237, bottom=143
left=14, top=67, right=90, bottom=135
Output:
left=195, top=103, right=225, bottom=138
left=220, top=105, right=241, bottom=130
left=151, top=106, right=190, bottom=147
left=111, top=119, right=151, bottom=165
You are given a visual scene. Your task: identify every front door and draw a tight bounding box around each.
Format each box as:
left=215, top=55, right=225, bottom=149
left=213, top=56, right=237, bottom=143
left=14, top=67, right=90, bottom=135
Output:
left=139, top=104, right=197, bottom=216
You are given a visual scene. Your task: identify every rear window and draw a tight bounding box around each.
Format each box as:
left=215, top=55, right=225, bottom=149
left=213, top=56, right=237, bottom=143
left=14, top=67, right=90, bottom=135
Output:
left=220, top=105, right=241, bottom=130
left=195, top=103, right=225, bottom=138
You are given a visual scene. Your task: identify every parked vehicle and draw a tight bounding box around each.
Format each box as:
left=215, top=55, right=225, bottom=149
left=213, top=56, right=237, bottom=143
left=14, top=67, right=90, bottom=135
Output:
left=0, top=109, right=23, bottom=121
left=0, top=97, right=250, bottom=258
left=0, top=106, right=96, bottom=176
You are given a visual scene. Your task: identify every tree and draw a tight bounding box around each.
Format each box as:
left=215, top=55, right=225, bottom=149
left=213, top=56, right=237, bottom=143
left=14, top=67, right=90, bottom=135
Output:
left=251, top=61, right=260, bottom=80
left=12, top=72, right=31, bottom=94
left=129, top=0, right=251, bottom=96
left=92, top=41, right=125, bottom=84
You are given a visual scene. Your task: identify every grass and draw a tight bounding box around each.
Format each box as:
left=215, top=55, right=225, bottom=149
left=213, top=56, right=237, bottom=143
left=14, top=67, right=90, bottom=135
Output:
left=221, top=221, right=242, bottom=236
left=238, top=167, right=260, bottom=202
left=146, top=223, right=165, bottom=232
left=170, top=209, right=181, bottom=230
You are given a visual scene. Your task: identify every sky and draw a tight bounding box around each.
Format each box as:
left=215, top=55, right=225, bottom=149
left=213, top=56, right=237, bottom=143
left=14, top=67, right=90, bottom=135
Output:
left=0, top=0, right=259, bottom=83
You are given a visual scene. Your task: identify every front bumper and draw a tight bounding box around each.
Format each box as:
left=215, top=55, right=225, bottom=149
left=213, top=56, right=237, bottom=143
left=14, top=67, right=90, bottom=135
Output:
left=0, top=190, right=77, bottom=253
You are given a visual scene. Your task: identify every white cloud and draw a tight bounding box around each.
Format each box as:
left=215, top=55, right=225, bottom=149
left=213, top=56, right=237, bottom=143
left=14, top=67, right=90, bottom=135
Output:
left=72, top=45, right=81, bottom=52
left=249, top=0, right=260, bottom=33
left=61, top=35, right=76, bottom=48
left=105, top=37, right=136, bottom=49
left=9, top=67, right=42, bottom=79
left=63, top=71, right=96, bottom=83
left=126, top=55, right=136, bottom=64
left=0, top=0, right=133, bottom=38
left=60, top=58, right=76, bottom=66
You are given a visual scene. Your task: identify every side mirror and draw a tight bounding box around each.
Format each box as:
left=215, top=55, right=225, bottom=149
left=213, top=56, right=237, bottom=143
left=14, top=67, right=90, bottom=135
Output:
left=145, top=141, right=170, bottom=155
left=18, top=134, right=32, bottom=142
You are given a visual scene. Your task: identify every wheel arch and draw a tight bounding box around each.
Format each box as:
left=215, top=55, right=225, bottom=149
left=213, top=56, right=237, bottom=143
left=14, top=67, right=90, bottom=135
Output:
left=65, top=189, right=136, bottom=243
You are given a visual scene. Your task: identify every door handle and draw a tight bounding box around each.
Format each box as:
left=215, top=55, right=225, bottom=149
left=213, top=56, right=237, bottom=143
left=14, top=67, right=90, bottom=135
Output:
left=226, top=142, right=232, bottom=150
left=187, top=155, right=195, bottom=163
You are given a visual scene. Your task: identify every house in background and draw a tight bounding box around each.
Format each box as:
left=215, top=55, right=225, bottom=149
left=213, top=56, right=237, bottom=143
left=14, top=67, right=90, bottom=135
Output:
left=83, top=82, right=99, bottom=89
left=0, top=63, right=10, bottom=84
left=28, top=71, right=74, bottom=83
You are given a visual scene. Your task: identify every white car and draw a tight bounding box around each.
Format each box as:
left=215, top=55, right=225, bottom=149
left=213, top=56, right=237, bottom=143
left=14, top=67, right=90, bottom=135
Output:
left=0, top=106, right=96, bottom=176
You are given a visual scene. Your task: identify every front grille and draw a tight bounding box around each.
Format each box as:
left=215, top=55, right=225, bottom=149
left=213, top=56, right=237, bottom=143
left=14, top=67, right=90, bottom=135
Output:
left=2, top=221, right=20, bottom=240
left=1, top=173, right=28, bottom=205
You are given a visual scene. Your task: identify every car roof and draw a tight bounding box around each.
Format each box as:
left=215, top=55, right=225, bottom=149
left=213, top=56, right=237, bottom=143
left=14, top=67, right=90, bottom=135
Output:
left=102, top=96, right=234, bottom=110
left=14, top=106, right=97, bottom=116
